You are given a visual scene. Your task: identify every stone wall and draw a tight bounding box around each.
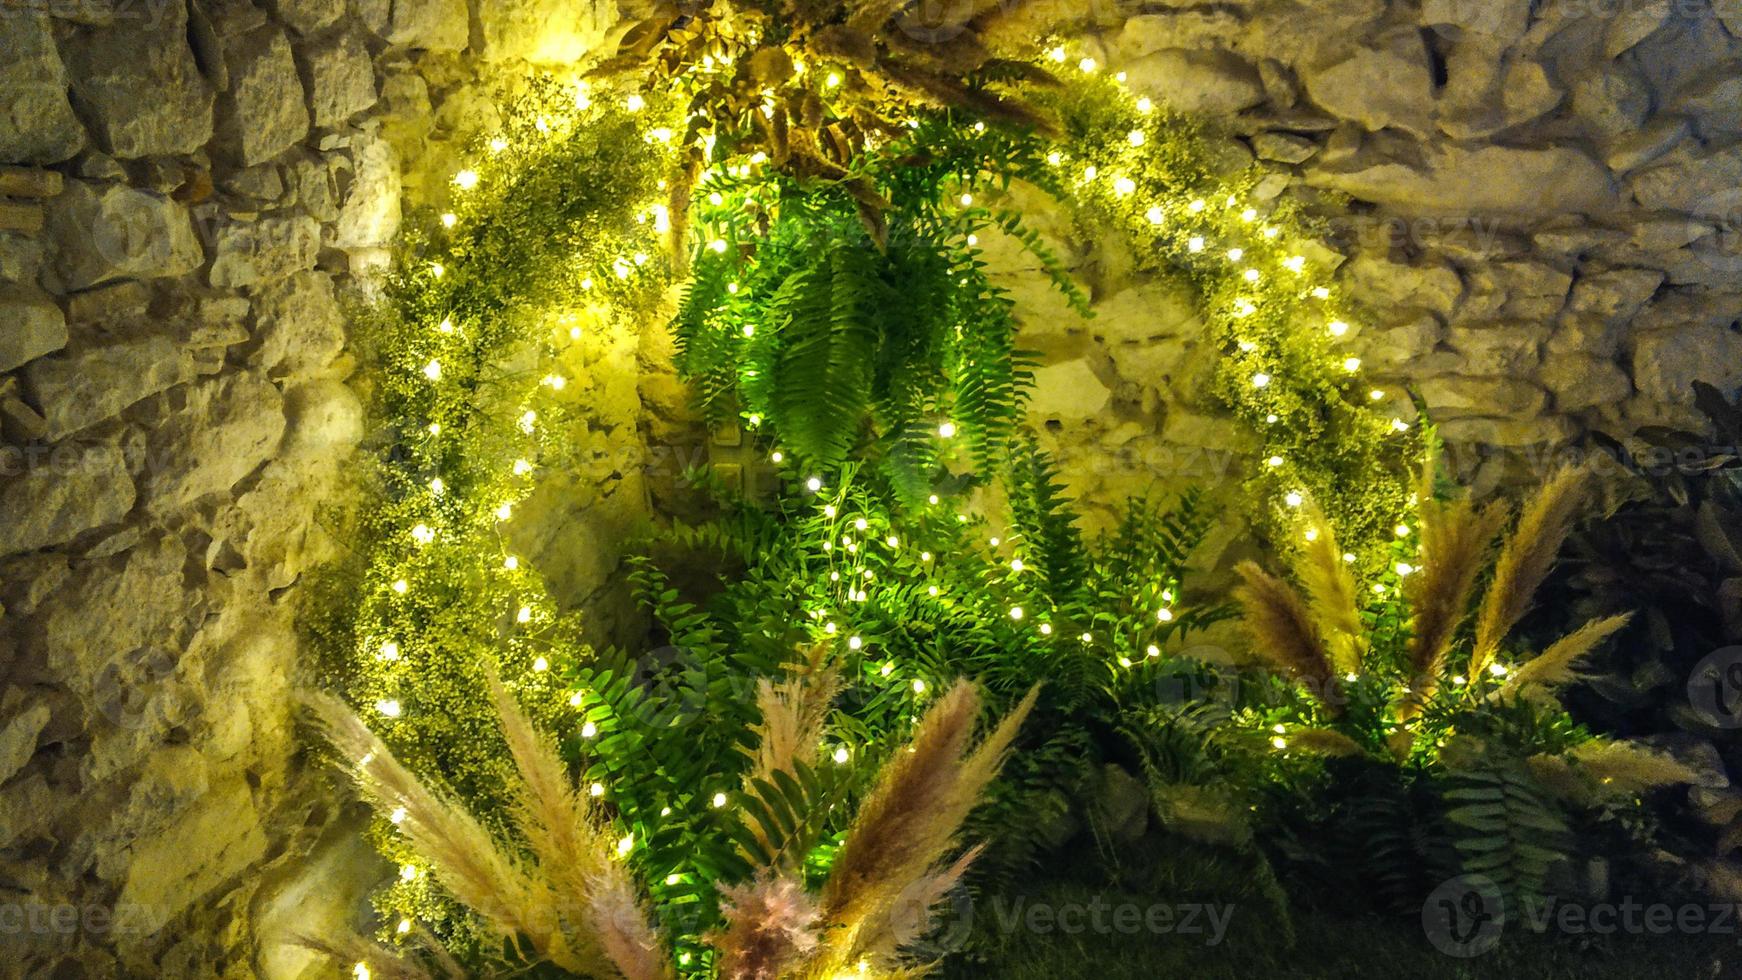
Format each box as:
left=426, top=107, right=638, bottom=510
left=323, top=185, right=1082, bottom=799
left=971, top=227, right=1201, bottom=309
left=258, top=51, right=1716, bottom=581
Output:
left=3, top=0, right=1740, bottom=975
left=0, top=0, right=660, bottom=975
left=996, top=0, right=1742, bottom=529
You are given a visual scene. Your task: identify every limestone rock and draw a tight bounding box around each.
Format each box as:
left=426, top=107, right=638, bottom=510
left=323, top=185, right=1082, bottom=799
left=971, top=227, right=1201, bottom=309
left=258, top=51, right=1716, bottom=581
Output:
left=1437, top=414, right=1575, bottom=447
left=1567, top=268, right=1663, bottom=325
left=64, top=10, right=215, bottom=159
left=215, top=26, right=309, bottom=166
left=330, top=129, right=400, bottom=249
left=0, top=234, right=44, bottom=285
left=1346, top=253, right=1461, bottom=318
left=281, top=380, right=363, bottom=459
left=1629, top=144, right=1742, bottom=220
left=208, top=213, right=321, bottom=288
left=1603, top=0, right=1671, bottom=58
left=0, top=703, right=51, bottom=784
left=1419, top=0, right=1528, bottom=42
left=480, top=0, right=619, bottom=62
left=0, top=441, right=134, bottom=556
left=1672, top=61, right=1742, bottom=141
left=1606, top=117, right=1691, bottom=173
left=1717, top=0, right=1742, bottom=36
left=253, top=271, right=346, bottom=378
left=23, top=336, right=196, bottom=440
left=1301, top=28, right=1435, bottom=136
left=1632, top=325, right=1742, bottom=405
left=1631, top=10, right=1733, bottom=106
left=1441, top=322, right=1542, bottom=375
left=387, top=0, right=469, bottom=51
left=142, top=372, right=287, bottom=514
left=269, top=0, right=346, bottom=35
left=115, top=775, right=267, bottom=939
left=1253, top=132, right=1317, bottom=163
left=46, top=181, right=205, bottom=292
left=1542, top=354, right=1631, bottom=412
left=1436, top=41, right=1562, bottom=140
left=0, top=775, right=58, bottom=849
left=0, top=15, right=87, bottom=164
left=1113, top=10, right=1246, bottom=59
left=0, top=285, right=68, bottom=373
left=1161, top=406, right=1255, bottom=451
left=1028, top=359, right=1111, bottom=420
left=1567, top=66, right=1651, bottom=138
left=1123, top=49, right=1265, bottom=115
left=1460, top=261, right=1572, bottom=321
left=1090, top=763, right=1149, bottom=843
left=300, top=29, right=377, bottom=127
left=1417, top=376, right=1547, bottom=417
left=1308, top=142, right=1615, bottom=216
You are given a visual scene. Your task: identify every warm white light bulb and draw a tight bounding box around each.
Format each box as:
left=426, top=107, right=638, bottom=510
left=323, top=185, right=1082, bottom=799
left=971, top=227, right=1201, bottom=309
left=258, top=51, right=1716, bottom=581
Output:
left=454, top=170, right=479, bottom=190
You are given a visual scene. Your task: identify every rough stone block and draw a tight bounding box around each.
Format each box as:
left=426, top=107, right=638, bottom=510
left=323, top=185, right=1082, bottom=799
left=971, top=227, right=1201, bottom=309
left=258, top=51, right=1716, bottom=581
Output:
left=0, top=15, right=87, bottom=164
left=142, top=372, right=287, bottom=514
left=64, top=9, right=215, bottom=158
left=23, top=336, right=196, bottom=440
left=0, top=285, right=68, bottom=373
left=299, top=29, right=378, bottom=127
left=0, top=441, right=135, bottom=556
left=46, top=181, right=205, bottom=291
left=389, top=0, right=470, bottom=51
left=208, top=213, right=321, bottom=288
left=216, top=26, right=309, bottom=166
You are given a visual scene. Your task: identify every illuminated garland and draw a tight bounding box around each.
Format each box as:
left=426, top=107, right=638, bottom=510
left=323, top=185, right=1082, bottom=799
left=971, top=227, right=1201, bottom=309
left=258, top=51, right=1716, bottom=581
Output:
left=329, top=45, right=1419, bottom=977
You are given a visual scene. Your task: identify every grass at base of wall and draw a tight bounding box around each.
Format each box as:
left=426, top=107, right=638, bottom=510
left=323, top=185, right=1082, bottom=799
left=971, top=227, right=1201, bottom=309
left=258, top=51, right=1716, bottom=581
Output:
left=943, top=839, right=1733, bottom=980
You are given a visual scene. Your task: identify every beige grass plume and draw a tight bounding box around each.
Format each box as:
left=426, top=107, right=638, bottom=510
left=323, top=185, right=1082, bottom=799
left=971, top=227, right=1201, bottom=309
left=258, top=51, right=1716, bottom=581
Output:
left=298, top=693, right=564, bottom=965
left=745, top=642, right=842, bottom=792
left=485, top=672, right=632, bottom=978
left=1497, top=613, right=1632, bottom=697
left=1233, top=561, right=1337, bottom=707
left=1530, top=738, right=1700, bottom=805
left=810, top=681, right=1039, bottom=974
left=1296, top=501, right=1364, bottom=677
left=1399, top=489, right=1508, bottom=718
left=1470, top=464, right=1589, bottom=676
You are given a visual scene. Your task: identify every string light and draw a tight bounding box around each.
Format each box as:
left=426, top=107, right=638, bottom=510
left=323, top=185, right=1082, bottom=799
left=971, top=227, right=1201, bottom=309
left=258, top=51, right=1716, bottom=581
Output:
left=376, top=699, right=402, bottom=718
left=440, top=212, right=456, bottom=228
left=389, top=807, right=406, bottom=825
left=453, top=170, right=479, bottom=190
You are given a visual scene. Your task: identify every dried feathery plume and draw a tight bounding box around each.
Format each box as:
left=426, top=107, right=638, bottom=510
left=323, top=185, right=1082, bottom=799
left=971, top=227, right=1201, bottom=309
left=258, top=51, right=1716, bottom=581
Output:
left=850, top=844, right=982, bottom=965
left=1399, top=495, right=1509, bottom=716
left=745, top=645, right=842, bottom=790
left=813, top=682, right=1038, bottom=972
left=1286, top=728, right=1367, bottom=758
left=1529, top=739, right=1699, bottom=805
left=289, top=932, right=437, bottom=980
left=1471, top=464, right=1589, bottom=676
left=1571, top=739, right=1702, bottom=791
left=588, top=867, right=674, bottom=980
left=297, top=695, right=565, bottom=965
left=711, top=874, right=822, bottom=980
left=1295, top=501, right=1364, bottom=677
left=1497, top=613, right=1632, bottom=697
left=486, top=673, right=619, bottom=975
left=1232, top=561, right=1337, bottom=706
